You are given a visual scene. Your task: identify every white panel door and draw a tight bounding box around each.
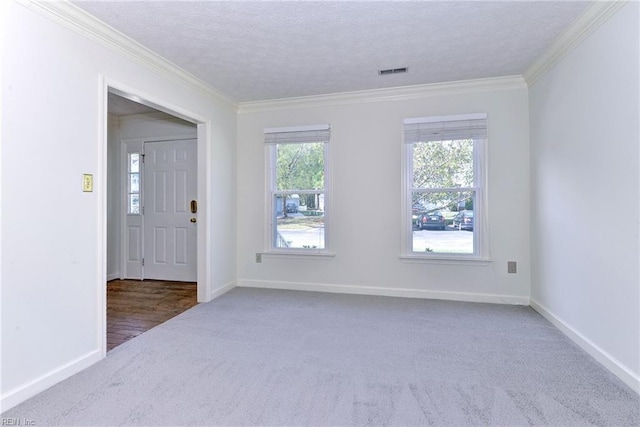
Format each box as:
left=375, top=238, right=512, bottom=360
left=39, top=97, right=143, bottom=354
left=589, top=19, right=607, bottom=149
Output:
left=143, top=139, right=197, bottom=281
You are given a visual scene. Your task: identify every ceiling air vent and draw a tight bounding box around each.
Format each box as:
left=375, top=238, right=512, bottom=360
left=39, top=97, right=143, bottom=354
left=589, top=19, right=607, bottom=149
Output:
left=378, top=67, right=408, bottom=76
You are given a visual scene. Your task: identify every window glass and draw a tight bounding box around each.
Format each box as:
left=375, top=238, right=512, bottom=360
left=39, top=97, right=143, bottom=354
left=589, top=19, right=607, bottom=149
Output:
left=273, top=192, right=325, bottom=249
left=130, top=153, right=140, bottom=173
left=412, top=190, right=474, bottom=254
left=412, top=140, right=473, bottom=188
left=276, top=142, right=324, bottom=190
left=272, top=142, right=325, bottom=250
left=130, top=174, right=140, bottom=193
left=129, top=194, right=140, bottom=215
left=127, top=152, right=141, bottom=215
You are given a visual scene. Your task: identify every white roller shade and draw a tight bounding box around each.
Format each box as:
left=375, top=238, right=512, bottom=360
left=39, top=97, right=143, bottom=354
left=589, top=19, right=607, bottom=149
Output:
left=264, top=124, right=330, bottom=145
left=404, top=114, right=487, bottom=143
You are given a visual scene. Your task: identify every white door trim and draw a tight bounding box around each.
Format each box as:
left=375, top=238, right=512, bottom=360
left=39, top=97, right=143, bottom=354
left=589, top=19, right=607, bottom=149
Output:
left=100, top=76, right=213, bottom=358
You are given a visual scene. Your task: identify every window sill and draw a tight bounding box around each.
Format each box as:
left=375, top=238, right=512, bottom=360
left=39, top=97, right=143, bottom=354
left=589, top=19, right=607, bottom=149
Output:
left=262, top=251, right=336, bottom=260
left=399, top=255, right=491, bottom=266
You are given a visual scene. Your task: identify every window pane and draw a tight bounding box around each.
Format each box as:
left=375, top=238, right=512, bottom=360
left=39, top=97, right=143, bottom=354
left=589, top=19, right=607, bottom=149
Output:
left=130, top=173, right=139, bottom=193
left=130, top=153, right=140, bottom=173
left=129, top=194, right=140, bottom=214
left=274, top=193, right=324, bottom=249
left=413, top=140, right=473, bottom=189
left=276, top=142, right=324, bottom=191
left=412, top=191, right=474, bottom=254
left=127, top=152, right=141, bottom=214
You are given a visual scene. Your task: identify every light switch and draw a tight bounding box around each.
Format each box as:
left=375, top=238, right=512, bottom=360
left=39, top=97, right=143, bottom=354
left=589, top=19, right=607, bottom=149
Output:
left=82, top=174, right=93, bottom=192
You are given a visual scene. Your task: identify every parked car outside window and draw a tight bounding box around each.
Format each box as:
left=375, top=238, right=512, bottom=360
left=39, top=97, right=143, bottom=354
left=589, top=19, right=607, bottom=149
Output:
left=285, top=202, right=298, bottom=213
left=412, top=203, right=426, bottom=225
left=415, top=211, right=446, bottom=230
left=453, top=210, right=474, bottom=230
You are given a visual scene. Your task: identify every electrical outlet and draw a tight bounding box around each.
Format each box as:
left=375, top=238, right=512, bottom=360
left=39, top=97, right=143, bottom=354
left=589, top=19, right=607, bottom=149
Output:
left=255, top=253, right=262, bottom=263
left=507, top=261, right=517, bottom=274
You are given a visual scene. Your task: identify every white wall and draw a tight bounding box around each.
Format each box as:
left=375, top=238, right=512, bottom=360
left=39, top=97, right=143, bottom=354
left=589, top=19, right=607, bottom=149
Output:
left=529, top=2, right=639, bottom=391
left=1, top=1, right=237, bottom=410
left=107, top=112, right=197, bottom=280
left=118, top=112, right=197, bottom=140
left=237, top=80, right=531, bottom=303
left=107, top=113, right=121, bottom=280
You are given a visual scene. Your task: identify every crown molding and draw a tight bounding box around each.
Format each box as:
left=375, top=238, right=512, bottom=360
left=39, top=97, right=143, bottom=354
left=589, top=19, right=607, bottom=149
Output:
left=524, top=0, right=628, bottom=86
left=16, top=0, right=238, bottom=109
left=238, top=76, right=527, bottom=114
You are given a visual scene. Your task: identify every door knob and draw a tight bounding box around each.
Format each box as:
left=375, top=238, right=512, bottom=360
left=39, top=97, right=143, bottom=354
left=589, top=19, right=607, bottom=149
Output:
left=190, top=218, right=197, bottom=223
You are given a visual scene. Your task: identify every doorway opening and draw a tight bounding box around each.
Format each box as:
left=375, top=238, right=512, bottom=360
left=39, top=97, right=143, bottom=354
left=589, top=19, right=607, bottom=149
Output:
left=107, top=279, right=197, bottom=351
left=105, top=89, right=205, bottom=351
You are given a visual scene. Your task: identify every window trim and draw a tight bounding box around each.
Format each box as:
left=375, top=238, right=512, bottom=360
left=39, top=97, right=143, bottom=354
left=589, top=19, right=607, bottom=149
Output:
left=401, top=113, right=489, bottom=261
left=264, top=126, right=332, bottom=256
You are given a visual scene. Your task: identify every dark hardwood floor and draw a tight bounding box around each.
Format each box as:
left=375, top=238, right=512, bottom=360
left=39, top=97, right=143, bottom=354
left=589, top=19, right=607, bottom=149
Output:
left=107, top=279, right=198, bottom=351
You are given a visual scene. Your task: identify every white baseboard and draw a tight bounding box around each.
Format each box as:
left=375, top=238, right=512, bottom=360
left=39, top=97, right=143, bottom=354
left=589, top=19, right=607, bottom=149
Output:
left=1, top=349, right=102, bottom=412
left=208, top=280, right=236, bottom=301
left=237, top=279, right=529, bottom=305
left=106, top=272, right=119, bottom=282
left=530, top=298, right=640, bottom=394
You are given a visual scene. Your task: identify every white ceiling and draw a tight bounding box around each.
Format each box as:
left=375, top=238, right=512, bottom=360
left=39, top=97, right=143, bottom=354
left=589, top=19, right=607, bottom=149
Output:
left=108, top=92, right=159, bottom=115
left=75, top=1, right=591, bottom=104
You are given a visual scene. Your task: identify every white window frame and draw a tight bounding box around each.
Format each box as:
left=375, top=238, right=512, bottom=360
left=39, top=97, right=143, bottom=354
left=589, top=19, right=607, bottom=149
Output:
left=264, top=125, right=333, bottom=257
left=400, top=113, right=489, bottom=262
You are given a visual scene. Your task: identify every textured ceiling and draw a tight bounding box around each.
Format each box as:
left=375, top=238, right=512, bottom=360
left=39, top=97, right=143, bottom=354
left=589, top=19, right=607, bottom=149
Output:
left=75, top=1, right=590, bottom=103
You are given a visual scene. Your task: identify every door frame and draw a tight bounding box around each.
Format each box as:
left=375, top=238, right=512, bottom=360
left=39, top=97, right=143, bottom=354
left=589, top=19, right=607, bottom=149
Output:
left=99, top=77, right=212, bottom=357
